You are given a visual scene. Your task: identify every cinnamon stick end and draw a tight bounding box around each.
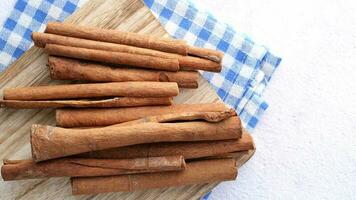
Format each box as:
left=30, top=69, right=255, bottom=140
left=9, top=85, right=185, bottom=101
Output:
left=1, top=164, right=9, bottom=181
left=31, top=32, right=46, bottom=48
left=30, top=124, right=49, bottom=162
left=3, top=88, right=11, bottom=100
left=242, top=129, right=256, bottom=150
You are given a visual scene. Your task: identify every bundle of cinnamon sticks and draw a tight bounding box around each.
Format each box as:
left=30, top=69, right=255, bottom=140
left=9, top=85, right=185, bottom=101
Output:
left=2, top=103, right=255, bottom=195
left=1, top=23, right=255, bottom=196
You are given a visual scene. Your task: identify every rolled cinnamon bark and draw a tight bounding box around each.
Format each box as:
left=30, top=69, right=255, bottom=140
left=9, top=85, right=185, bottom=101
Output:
left=178, top=56, right=221, bottom=72
left=31, top=116, right=242, bottom=161
left=178, top=82, right=198, bottom=88
left=78, top=130, right=254, bottom=160
left=110, top=109, right=237, bottom=127
left=0, top=97, right=172, bottom=109
left=45, top=22, right=188, bottom=55
left=48, top=56, right=199, bottom=88
left=33, top=32, right=181, bottom=59
left=3, top=82, right=178, bottom=100
left=45, top=44, right=180, bottom=72
left=56, top=102, right=229, bottom=127
left=71, top=158, right=237, bottom=195
left=1, top=156, right=185, bottom=180
left=34, top=32, right=220, bottom=72
left=45, top=44, right=220, bottom=72
left=188, top=46, right=224, bottom=63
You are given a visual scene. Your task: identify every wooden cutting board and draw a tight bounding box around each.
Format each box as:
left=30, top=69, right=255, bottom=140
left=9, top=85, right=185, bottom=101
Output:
left=0, top=0, right=255, bottom=199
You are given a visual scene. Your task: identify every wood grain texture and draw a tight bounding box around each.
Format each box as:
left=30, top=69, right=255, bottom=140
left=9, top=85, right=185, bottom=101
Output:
left=0, top=0, right=255, bottom=199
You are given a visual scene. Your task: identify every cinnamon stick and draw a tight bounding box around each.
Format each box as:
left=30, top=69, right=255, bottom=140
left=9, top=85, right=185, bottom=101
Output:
left=78, top=130, right=254, bottom=160
left=34, top=33, right=221, bottom=72
left=0, top=97, right=172, bottom=109
left=178, top=82, right=198, bottom=88
left=56, top=103, right=229, bottom=127
left=1, top=156, right=185, bottom=180
left=48, top=56, right=199, bottom=88
left=188, top=46, right=224, bottom=63
left=44, top=23, right=224, bottom=63
left=110, top=109, right=237, bottom=127
left=45, top=44, right=180, bottom=72
left=71, top=158, right=237, bottom=195
left=3, top=82, right=178, bottom=100
left=45, top=22, right=188, bottom=55
left=33, top=32, right=181, bottom=59
left=32, top=33, right=221, bottom=72
left=31, top=116, right=242, bottom=161
left=45, top=44, right=220, bottom=72
left=178, top=56, right=221, bottom=72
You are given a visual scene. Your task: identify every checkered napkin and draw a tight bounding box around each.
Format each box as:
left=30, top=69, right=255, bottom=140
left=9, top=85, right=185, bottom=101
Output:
left=143, top=0, right=281, bottom=131
left=0, top=0, right=281, bottom=131
left=0, top=0, right=79, bottom=71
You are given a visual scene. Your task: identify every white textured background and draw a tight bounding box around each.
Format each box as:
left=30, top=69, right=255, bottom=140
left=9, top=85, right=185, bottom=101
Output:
left=1, top=0, right=356, bottom=199
left=194, top=0, right=356, bottom=199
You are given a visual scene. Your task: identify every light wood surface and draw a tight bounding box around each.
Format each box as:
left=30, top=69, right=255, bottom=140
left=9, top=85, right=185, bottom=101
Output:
left=0, top=0, right=255, bottom=199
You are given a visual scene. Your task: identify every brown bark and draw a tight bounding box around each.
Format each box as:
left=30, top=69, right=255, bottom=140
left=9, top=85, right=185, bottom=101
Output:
left=32, top=33, right=221, bottom=72
left=178, top=82, right=198, bottom=88
left=178, top=56, right=222, bottom=72
left=1, top=156, right=185, bottom=180
left=45, top=44, right=180, bottom=72
left=45, top=22, right=188, bottom=55
left=48, top=56, right=199, bottom=88
left=204, top=150, right=252, bottom=160
left=109, top=109, right=237, bottom=127
left=71, top=158, right=237, bottom=195
left=0, top=97, right=172, bottom=109
left=56, top=102, right=229, bottom=127
left=31, top=116, right=242, bottom=162
left=3, top=82, right=178, bottom=100
left=78, top=130, right=254, bottom=160
left=34, top=33, right=220, bottom=72
left=33, top=32, right=181, bottom=59
left=188, top=46, right=224, bottom=63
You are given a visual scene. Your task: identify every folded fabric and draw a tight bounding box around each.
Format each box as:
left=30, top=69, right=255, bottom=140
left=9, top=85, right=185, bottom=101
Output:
left=143, top=0, right=281, bottom=131
left=0, top=0, right=281, bottom=131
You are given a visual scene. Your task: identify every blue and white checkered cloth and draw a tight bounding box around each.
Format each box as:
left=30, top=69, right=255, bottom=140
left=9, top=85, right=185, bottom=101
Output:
left=0, top=0, right=79, bottom=71
left=0, top=0, right=281, bottom=131
left=145, top=0, right=281, bottom=131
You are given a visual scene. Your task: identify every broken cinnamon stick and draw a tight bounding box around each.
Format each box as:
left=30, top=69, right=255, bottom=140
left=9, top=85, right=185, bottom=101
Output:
left=3, top=82, right=178, bottom=100
left=78, top=130, right=254, bottom=160
left=48, top=56, right=199, bottom=88
left=71, top=158, right=237, bottom=195
left=45, top=22, right=188, bottom=55
left=45, top=44, right=180, bottom=72
left=56, top=102, right=229, bottom=127
left=1, top=156, right=185, bottom=180
left=0, top=97, right=172, bottom=109
left=31, top=116, right=242, bottom=161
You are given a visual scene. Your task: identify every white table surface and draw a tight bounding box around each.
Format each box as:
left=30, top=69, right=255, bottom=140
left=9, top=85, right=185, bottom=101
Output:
left=1, top=0, right=356, bottom=199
